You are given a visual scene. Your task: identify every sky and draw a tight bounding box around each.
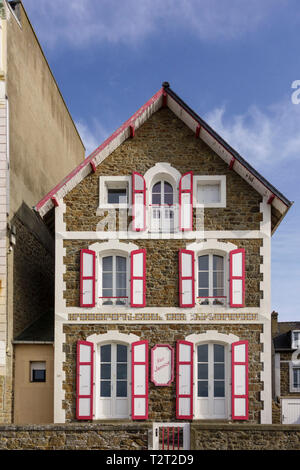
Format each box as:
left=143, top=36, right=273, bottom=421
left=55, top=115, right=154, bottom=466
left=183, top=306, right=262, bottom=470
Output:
left=22, top=0, right=300, bottom=321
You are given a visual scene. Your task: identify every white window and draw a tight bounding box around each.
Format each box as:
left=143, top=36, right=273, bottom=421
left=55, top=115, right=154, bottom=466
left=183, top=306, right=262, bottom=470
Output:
left=98, top=342, right=130, bottom=419
left=292, top=331, right=300, bottom=350
left=99, top=176, right=131, bottom=209
left=99, top=255, right=128, bottom=306
left=150, top=180, right=176, bottom=232
left=195, top=343, right=228, bottom=419
left=290, top=363, right=300, bottom=392
left=197, top=253, right=226, bottom=306
left=194, top=176, right=226, bottom=208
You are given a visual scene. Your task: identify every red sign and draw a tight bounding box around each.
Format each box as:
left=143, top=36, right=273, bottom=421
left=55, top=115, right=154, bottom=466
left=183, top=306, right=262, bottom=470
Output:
left=151, top=344, right=174, bottom=386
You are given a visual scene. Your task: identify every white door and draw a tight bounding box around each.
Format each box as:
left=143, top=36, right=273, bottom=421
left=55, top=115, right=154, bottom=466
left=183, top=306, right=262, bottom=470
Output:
left=151, top=181, right=175, bottom=232
left=152, top=423, right=190, bottom=450
left=98, top=343, right=130, bottom=419
left=195, top=343, right=227, bottom=419
left=282, top=399, right=300, bottom=424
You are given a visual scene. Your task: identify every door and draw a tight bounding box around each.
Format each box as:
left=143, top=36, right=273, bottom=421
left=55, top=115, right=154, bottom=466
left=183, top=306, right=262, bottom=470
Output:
left=195, top=343, right=227, bottom=419
left=282, top=399, right=300, bottom=424
left=151, top=181, right=175, bottom=232
left=98, top=343, right=130, bottom=418
left=152, top=423, right=190, bottom=450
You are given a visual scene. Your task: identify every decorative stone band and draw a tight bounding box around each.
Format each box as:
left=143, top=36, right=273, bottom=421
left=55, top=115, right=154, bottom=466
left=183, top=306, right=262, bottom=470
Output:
left=67, top=312, right=259, bottom=322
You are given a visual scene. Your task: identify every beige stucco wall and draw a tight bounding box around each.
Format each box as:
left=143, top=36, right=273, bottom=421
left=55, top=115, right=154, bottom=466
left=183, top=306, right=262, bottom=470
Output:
left=14, top=344, right=54, bottom=424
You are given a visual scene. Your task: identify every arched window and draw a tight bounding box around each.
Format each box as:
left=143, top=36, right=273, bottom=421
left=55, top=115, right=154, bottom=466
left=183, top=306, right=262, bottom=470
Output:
left=151, top=180, right=175, bottom=232
left=198, top=254, right=225, bottom=305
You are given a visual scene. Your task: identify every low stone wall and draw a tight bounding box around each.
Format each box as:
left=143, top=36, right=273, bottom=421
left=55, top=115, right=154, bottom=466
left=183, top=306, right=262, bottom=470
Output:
left=0, top=423, right=149, bottom=450
left=190, top=424, right=300, bottom=450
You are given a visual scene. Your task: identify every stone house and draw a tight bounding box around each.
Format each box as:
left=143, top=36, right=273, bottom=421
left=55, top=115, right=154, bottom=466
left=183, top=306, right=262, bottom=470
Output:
left=34, top=82, right=292, bottom=450
left=0, top=0, right=85, bottom=424
left=272, top=312, right=300, bottom=424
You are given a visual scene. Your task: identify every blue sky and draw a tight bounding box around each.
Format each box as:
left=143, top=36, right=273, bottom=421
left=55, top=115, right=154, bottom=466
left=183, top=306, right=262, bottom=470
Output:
left=22, top=0, right=300, bottom=321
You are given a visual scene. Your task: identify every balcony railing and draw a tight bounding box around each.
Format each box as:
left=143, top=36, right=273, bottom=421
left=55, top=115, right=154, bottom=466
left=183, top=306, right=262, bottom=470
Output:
left=149, top=204, right=177, bottom=232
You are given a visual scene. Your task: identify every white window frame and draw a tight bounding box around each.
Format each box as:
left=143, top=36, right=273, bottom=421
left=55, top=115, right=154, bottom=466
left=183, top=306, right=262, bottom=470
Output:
left=289, top=362, right=300, bottom=392
left=193, top=175, right=226, bottom=208
left=99, top=252, right=130, bottom=307
left=291, top=330, right=300, bottom=350
left=98, top=175, right=131, bottom=209
left=197, top=251, right=227, bottom=306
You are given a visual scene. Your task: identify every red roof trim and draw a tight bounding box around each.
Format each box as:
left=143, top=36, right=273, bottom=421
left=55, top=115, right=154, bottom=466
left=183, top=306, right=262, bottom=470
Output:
left=35, top=88, right=164, bottom=212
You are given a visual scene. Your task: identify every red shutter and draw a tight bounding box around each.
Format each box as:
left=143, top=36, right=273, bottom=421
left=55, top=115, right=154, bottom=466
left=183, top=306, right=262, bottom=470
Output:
left=131, top=340, right=149, bottom=419
left=229, top=248, right=245, bottom=307
left=76, top=340, right=94, bottom=420
left=132, top=172, right=146, bottom=231
left=179, top=171, right=193, bottom=231
left=80, top=249, right=96, bottom=307
left=179, top=249, right=195, bottom=308
left=176, top=340, right=193, bottom=419
left=130, top=249, right=146, bottom=307
left=232, top=341, right=249, bottom=420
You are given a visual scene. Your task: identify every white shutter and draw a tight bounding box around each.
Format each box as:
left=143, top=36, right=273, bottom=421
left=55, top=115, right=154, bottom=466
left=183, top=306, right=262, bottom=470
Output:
left=230, top=249, right=245, bottom=307
left=76, top=341, right=94, bottom=420
left=179, top=249, right=195, bottom=307
left=130, top=249, right=146, bottom=307
left=232, top=341, right=248, bottom=420
left=179, top=172, right=193, bottom=231
left=132, top=340, right=149, bottom=419
left=80, top=249, right=96, bottom=307
left=132, top=172, right=146, bottom=231
left=176, top=341, right=193, bottom=419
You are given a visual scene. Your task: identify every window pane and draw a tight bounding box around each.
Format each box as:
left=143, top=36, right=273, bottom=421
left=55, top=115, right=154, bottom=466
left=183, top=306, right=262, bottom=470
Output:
left=198, top=288, right=209, bottom=298
left=100, top=381, right=111, bottom=397
left=101, top=363, right=111, bottom=379
left=164, top=192, right=173, bottom=205
left=213, top=288, right=224, bottom=297
left=293, top=368, right=300, bottom=388
left=117, top=381, right=127, bottom=397
left=198, top=381, right=208, bottom=397
left=100, top=344, right=111, bottom=362
left=213, top=272, right=224, bottom=289
left=199, top=272, right=209, bottom=288
left=214, top=380, right=225, bottom=397
left=152, top=182, right=161, bottom=193
left=103, top=272, right=113, bottom=289
left=197, top=344, right=208, bottom=362
left=198, top=363, right=208, bottom=380
left=116, top=288, right=127, bottom=298
left=102, top=288, right=113, bottom=298
left=103, top=256, right=113, bottom=271
left=198, top=255, right=209, bottom=271
left=116, top=256, right=126, bottom=272
left=213, top=255, right=224, bottom=271
left=152, top=193, right=161, bottom=205
left=117, top=344, right=128, bottom=362
left=214, top=363, right=225, bottom=380
left=117, top=364, right=127, bottom=380
left=116, top=272, right=127, bottom=289
left=107, top=188, right=127, bottom=204
left=214, top=344, right=224, bottom=363
left=32, top=370, right=46, bottom=382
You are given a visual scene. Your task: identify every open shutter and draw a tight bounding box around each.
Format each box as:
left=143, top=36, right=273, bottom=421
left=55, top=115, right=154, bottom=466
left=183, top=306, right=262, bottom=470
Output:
left=232, top=341, right=249, bottom=420
left=80, top=249, right=96, bottom=307
left=179, top=249, right=195, bottom=308
left=179, top=171, right=193, bottom=231
left=229, top=248, right=245, bottom=307
left=176, top=341, right=193, bottom=419
left=76, top=340, right=94, bottom=420
left=131, top=249, right=146, bottom=307
left=131, top=340, right=149, bottom=419
left=132, top=172, right=146, bottom=231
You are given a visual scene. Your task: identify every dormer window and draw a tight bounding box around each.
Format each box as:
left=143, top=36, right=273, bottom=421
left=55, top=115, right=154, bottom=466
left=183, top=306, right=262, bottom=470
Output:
left=150, top=180, right=176, bottom=232
left=292, top=331, right=300, bottom=349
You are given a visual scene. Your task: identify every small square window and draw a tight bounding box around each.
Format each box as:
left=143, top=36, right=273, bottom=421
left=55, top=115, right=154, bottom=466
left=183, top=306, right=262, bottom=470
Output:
left=98, top=176, right=131, bottom=209
left=197, top=183, right=220, bottom=204
left=30, top=362, right=46, bottom=383
left=107, top=188, right=128, bottom=204
left=194, top=176, right=226, bottom=208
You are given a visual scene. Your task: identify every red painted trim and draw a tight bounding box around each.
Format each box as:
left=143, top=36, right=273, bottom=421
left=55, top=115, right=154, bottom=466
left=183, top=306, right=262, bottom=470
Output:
left=178, top=249, right=195, bottom=308
left=163, top=91, right=167, bottom=107
left=51, top=196, right=59, bottom=207
left=229, top=157, right=235, bottom=170
left=130, top=249, right=146, bottom=307
left=90, top=160, right=97, bottom=173
left=231, top=340, right=249, bottom=420
left=179, top=171, right=193, bottom=231
left=176, top=340, right=193, bottom=420
left=267, top=194, right=275, bottom=204
left=76, top=340, right=94, bottom=420
left=80, top=249, right=96, bottom=308
left=151, top=344, right=174, bottom=386
left=35, top=88, right=164, bottom=213
left=229, top=248, right=245, bottom=308
left=195, top=125, right=201, bottom=138
left=131, top=340, right=149, bottom=420
left=132, top=172, right=146, bottom=232
left=130, top=125, right=135, bottom=138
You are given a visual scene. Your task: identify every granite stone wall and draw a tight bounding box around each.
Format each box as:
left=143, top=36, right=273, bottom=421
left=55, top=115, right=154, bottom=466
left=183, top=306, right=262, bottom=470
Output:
left=63, top=108, right=262, bottom=233
left=62, top=323, right=263, bottom=423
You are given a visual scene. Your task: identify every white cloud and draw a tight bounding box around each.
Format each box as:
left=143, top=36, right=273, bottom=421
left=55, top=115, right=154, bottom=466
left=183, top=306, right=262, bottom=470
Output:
left=22, top=0, right=286, bottom=49
left=204, top=97, right=300, bottom=167
left=75, top=118, right=109, bottom=156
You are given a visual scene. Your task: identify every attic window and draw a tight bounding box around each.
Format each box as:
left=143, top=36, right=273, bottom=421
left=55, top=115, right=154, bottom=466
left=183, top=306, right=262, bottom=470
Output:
left=194, top=176, right=226, bottom=208
left=99, top=176, right=131, bottom=209
left=292, top=331, right=300, bottom=350
left=107, top=188, right=127, bottom=204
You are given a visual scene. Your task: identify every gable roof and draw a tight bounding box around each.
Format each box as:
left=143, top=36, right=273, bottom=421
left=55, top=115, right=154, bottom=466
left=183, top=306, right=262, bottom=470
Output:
left=34, top=82, right=292, bottom=231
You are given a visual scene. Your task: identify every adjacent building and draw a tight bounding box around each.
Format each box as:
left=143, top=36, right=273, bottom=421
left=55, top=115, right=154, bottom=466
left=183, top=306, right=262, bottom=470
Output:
left=34, top=82, right=292, bottom=449
left=0, top=0, right=85, bottom=424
